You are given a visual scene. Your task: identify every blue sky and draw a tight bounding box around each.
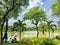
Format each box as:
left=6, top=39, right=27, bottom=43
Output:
left=8, top=0, right=59, bottom=27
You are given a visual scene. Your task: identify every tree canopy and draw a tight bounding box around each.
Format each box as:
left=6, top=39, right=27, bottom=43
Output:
left=24, top=6, right=46, bottom=22
left=51, top=0, right=60, bottom=17
left=0, top=0, right=29, bottom=19
left=24, top=6, right=47, bottom=38
left=13, top=20, right=26, bottom=31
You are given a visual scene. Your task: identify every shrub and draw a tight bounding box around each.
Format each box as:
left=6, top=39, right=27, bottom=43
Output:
left=20, top=37, right=56, bottom=45
left=55, top=35, right=60, bottom=40
left=40, top=38, right=56, bottom=45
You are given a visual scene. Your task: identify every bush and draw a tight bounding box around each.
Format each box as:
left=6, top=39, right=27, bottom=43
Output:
left=20, top=37, right=39, bottom=45
left=55, top=35, right=60, bottom=40
left=20, top=37, right=56, bottom=45
left=40, top=38, right=56, bottom=45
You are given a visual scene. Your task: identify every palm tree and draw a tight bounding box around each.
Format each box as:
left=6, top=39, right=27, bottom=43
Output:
left=46, top=20, right=57, bottom=37
left=39, top=23, right=47, bottom=35
left=13, top=20, right=26, bottom=40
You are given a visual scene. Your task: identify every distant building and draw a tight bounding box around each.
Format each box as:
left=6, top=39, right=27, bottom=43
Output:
left=57, top=19, right=60, bottom=26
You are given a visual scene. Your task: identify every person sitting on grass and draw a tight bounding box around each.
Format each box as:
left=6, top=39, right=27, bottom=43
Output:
left=7, top=37, right=18, bottom=43
left=12, top=37, right=18, bottom=43
left=7, top=38, right=12, bottom=43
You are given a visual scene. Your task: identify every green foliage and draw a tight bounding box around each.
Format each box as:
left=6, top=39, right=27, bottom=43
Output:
left=0, top=3, right=5, bottom=25
left=26, top=27, right=36, bottom=31
left=0, top=0, right=29, bottom=19
left=46, top=20, right=57, bottom=33
left=51, top=0, right=60, bottom=17
left=13, top=20, right=26, bottom=31
left=39, top=23, right=47, bottom=31
left=8, top=26, right=13, bottom=31
left=40, top=39, right=56, bottom=45
left=24, top=6, right=47, bottom=38
left=55, top=35, right=60, bottom=40
left=24, top=6, right=46, bottom=22
left=3, top=37, right=60, bottom=45
left=39, top=23, right=48, bottom=34
left=20, top=37, right=56, bottom=45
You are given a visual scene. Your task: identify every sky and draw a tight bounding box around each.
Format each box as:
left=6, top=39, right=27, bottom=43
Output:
left=8, top=0, right=59, bottom=27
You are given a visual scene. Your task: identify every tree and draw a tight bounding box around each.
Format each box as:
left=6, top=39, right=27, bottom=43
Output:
left=24, top=6, right=46, bottom=38
left=39, top=23, right=47, bottom=35
left=46, top=20, right=57, bottom=37
left=13, top=20, right=26, bottom=40
left=51, top=0, right=60, bottom=17
left=0, top=1, right=5, bottom=44
left=0, top=0, right=29, bottom=44
left=0, top=10, right=3, bottom=44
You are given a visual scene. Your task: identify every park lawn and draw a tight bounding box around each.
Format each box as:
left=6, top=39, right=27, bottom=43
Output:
left=3, top=42, right=23, bottom=45
left=2, top=30, right=60, bottom=45
left=53, top=39, right=60, bottom=45
left=3, top=38, right=60, bottom=45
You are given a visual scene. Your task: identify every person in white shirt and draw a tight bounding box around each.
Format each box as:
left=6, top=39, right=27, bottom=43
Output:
left=7, top=38, right=12, bottom=43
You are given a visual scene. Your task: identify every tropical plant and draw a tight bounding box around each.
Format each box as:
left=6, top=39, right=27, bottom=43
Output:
left=20, top=37, right=56, bottom=45
left=13, top=20, right=26, bottom=40
left=39, top=23, right=47, bottom=34
left=46, top=20, right=57, bottom=37
left=51, top=0, right=60, bottom=17
left=24, top=6, right=47, bottom=38
left=40, top=38, right=56, bottom=45
left=55, top=35, right=60, bottom=40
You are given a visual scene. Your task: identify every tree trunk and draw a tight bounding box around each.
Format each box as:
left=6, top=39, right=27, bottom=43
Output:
left=4, top=17, right=8, bottom=41
left=42, top=30, right=45, bottom=34
left=19, top=31, right=21, bottom=41
left=48, top=30, right=50, bottom=37
left=1, top=17, right=5, bottom=45
left=36, top=24, right=39, bottom=38
left=3, top=6, right=9, bottom=42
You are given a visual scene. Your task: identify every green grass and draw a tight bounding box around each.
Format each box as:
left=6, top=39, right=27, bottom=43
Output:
left=55, top=30, right=60, bottom=33
left=3, top=38, right=60, bottom=45
left=2, top=30, right=60, bottom=45
left=53, top=39, right=60, bottom=45
left=3, top=42, right=23, bottom=45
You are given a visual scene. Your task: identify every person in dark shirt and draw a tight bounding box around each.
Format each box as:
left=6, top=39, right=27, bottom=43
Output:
left=3, top=31, right=8, bottom=42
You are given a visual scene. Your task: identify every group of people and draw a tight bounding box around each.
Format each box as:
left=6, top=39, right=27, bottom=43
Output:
left=7, top=37, right=17, bottom=43
left=3, top=31, right=18, bottom=43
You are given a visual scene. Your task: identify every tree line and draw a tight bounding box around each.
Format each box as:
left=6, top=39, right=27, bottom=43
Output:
left=0, top=0, right=60, bottom=45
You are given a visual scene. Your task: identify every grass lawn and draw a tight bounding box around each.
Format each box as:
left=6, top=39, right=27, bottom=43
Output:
left=53, top=39, right=60, bottom=45
left=3, top=42, right=23, bottom=45
left=2, top=31, right=60, bottom=45
left=3, top=39, right=60, bottom=45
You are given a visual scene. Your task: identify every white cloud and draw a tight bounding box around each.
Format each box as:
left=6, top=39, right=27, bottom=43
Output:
left=24, top=0, right=44, bottom=11
left=8, top=18, right=17, bottom=25
left=40, top=2, right=44, bottom=5
left=24, top=20, right=35, bottom=27
left=43, top=8, right=46, bottom=11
